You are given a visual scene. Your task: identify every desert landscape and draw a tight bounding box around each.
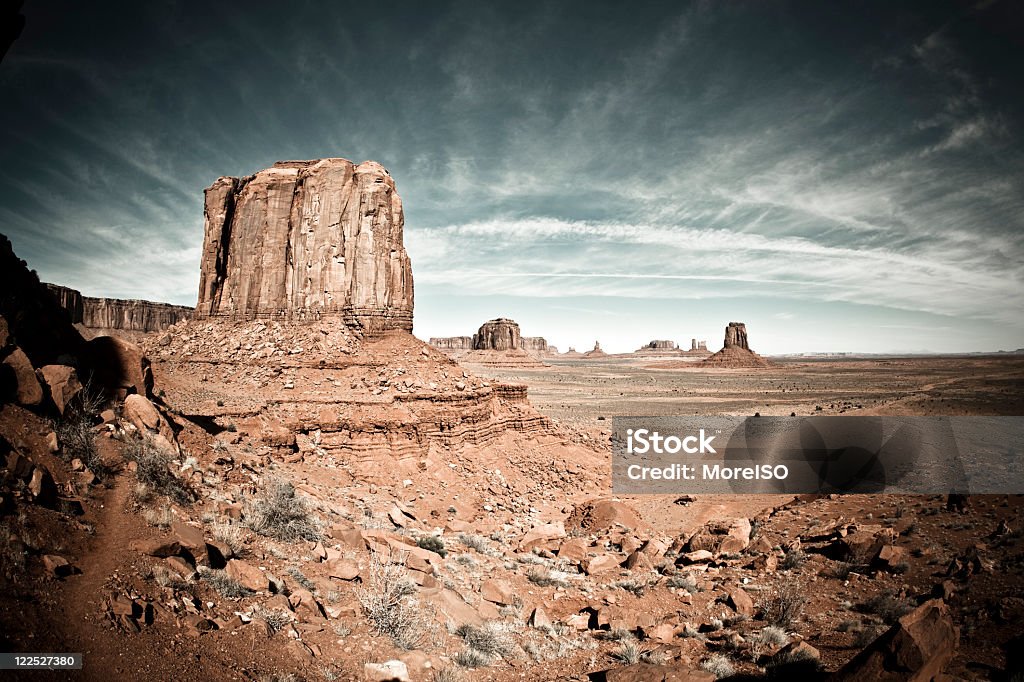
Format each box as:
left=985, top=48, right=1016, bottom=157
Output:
left=0, top=153, right=1022, bottom=682
left=3, top=2, right=1023, bottom=681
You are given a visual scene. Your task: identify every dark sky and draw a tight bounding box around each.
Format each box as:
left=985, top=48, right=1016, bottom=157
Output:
left=2, top=1, right=1022, bottom=352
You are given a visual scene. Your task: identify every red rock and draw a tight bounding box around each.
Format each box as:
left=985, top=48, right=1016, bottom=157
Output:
left=225, top=559, right=268, bottom=592
left=326, top=559, right=360, bottom=581
left=873, top=545, right=910, bottom=571
left=520, top=521, right=567, bottom=551
left=557, top=537, right=590, bottom=563
left=195, top=159, right=414, bottom=335
left=480, top=579, right=516, bottom=605
left=3, top=347, right=43, bottom=406
left=166, top=555, right=197, bottom=579
left=81, top=297, right=191, bottom=333
left=37, top=364, right=82, bottom=415
left=84, top=335, right=153, bottom=398
left=727, top=586, right=755, bottom=617
left=529, top=606, right=551, bottom=629
left=133, top=538, right=182, bottom=558
left=42, top=554, right=74, bottom=577
left=582, top=553, right=621, bottom=575
left=833, top=599, right=959, bottom=681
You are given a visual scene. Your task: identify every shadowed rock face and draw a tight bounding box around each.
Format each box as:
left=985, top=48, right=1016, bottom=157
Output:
left=724, top=322, right=749, bottom=349
left=195, top=158, right=414, bottom=334
left=473, top=318, right=521, bottom=351
left=45, top=284, right=84, bottom=325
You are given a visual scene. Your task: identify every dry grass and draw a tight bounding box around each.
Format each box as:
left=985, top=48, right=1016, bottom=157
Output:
left=244, top=479, right=323, bottom=542
left=123, top=435, right=195, bottom=505
left=357, top=552, right=429, bottom=649
left=199, top=566, right=252, bottom=599
left=760, top=584, right=807, bottom=628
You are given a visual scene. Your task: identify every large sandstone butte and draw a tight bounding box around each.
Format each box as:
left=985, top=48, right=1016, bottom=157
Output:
left=473, top=318, right=521, bottom=351
left=724, top=321, right=749, bottom=349
left=196, top=158, right=413, bottom=334
left=703, top=321, right=771, bottom=368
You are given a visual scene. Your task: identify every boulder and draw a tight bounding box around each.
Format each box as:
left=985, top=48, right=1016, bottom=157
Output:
left=326, top=559, right=360, bottom=581
left=2, top=347, right=43, bottom=406
left=38, top=365, right=82, bottom=415
left=480, top=579, right=516, bottom=605
left=833, top=599, right=959, bottom=681
left=85, top=335, right=153, bottom=398
left=520, top=521, right=567, bottom=551
left=557, top=537, right=590, bottom=564
left=225, top=559, right=269, bottom=592
left=582, top=553, right=622, bottom=575
left=195, top=159, right=414, bottom=335
left=42, top=554, right=75, bottom=577
left=726, top=586, right=755, bottom=617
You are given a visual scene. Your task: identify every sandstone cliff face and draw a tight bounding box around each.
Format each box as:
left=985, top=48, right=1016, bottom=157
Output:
left=642, top=340, right=676, bottom=350
left=83, top=298, right=192, bottom=332
left=473, top=318, right=521, bottom=351
left=520, top=336, right=551, bottom=354
left=44, top=284, right=84, bottom=324
left=429, top=336, right=473, bottom=351
left=690, top=339, right=708, bottom=352
left=724, top=322, right=749, bottom=350
left=45, top=283, right=192, bottom=333
left=196, top=158, right=413, bottom=334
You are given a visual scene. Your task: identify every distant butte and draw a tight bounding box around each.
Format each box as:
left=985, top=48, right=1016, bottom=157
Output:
left=702, top=322, right=772, bottom=368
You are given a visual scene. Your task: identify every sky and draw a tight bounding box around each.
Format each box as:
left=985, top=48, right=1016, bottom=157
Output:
left=1, top=1, right=1022, bottom=354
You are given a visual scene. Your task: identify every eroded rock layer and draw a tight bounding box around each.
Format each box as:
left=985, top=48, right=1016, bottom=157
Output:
left=196, top=158, right=413, bottom=334
left=83, top=297, right=192, bottom=332
left=429, top=336, right=473, bottom=351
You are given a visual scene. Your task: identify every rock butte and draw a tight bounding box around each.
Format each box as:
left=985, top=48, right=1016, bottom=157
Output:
left=702, top=321, right=772, bottom=368
left=196, top=158, right=413, bottom=335
left=430, top=318, right=553, bottom=366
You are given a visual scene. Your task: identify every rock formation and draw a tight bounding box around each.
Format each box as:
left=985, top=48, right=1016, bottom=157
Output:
left=644, top=340, right=676, bottom=350
left=82, top=298, right=192, bottom=333
left=583, top=341, right=607, bottom=358
left=195, top=158, right=413, bottom=334
left=724, top=322, right=749, bottom=349
left=46, top=283, right=192, bottom=333
left=428, top=336, right=473, bottom=351
left=1, top=235, right=85, bottom=369
left=473, top=318, right=521, bottom=351
left=520, top=336, right=553, bottom=355
left=691, top=339, right=708, bottom=352
left=702, top=321, right=771, bottom=368
left=45, top=284, right=84, bottom=325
